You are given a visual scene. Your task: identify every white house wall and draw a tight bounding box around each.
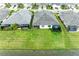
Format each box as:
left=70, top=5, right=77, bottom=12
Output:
left=77, top=26, right=79, bottom=32
left=39, top=25, right=52, bottom=29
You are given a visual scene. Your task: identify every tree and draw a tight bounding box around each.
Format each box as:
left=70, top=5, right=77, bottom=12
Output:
left=18, top=3, right=24, bottom=9
left=5, top=3, right=11, bottom=8
left=61, top=4, right=69, bottom=10
left=9, top=10, right=15, bottom=16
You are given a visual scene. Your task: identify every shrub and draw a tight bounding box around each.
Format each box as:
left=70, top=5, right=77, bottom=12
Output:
left=52, top=25, right=61, bottom=32
left=18, top=3, right=24, bottom=9
left=10, top=24, right=18, bottom=30
left=0, top=26, right=2, bottom=30
left=46, top=5, right=53, bottom=10
left=61, top=4, right=69, bottom=10
left=32, top=3, right=38, bottom=9
left=5, top=3, right=11, bottom=8
left=75, top=4, right=79, bottom=9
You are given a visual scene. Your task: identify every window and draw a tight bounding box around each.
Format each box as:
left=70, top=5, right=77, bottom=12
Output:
left=68, top=26, right=77, bottom=31
left=41, top=25, right=44, bottom=27
left=48, top=25, right=51, bottom=27
left=55, top=7, right=58, bottom=9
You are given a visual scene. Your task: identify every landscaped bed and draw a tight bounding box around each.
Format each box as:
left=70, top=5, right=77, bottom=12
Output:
left=0, top=29, right=79, bottom=50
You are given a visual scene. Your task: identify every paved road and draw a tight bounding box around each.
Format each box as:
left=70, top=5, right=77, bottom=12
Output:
left=0, top=49, right=79, bottom=56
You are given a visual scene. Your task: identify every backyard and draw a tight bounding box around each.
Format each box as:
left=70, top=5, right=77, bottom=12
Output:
left=0, top=13, right=79, bottom=50
left=0, top=28, right=79, bottom=50
left=0, top=29, right=64, bottom=49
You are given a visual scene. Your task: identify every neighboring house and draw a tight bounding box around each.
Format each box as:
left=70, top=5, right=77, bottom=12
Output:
left=52, top=3, right=61, bottom=10
left=59, top=11, right=79, bottom=31
left=32, top=10, right=61, bottom=31
left=1, top=9, right=32, bottom=28
left=0, top=8, right=10, bottom=22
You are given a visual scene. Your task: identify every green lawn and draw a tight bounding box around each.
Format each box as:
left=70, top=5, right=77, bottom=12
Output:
left=0, top=29, right=79, bottom=49
left=0, top=29, right=64, bottom=49
left=0, top=14, right=79, bottom=50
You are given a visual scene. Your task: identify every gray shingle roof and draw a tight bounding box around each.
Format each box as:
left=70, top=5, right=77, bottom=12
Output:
left=0, top=8, right=9, bottom=21
left=59, top=11, right=79, bottom=27
left=33, top=10, right=59, bottom=26
left=1, top=9, right=32, bottom=26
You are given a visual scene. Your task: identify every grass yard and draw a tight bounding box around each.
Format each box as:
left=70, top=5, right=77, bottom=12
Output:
left=0, top=14, right=79, bottom=50
left=0, top=29, right=79, bottom=50
left=0, top=29, right=65, bottom=49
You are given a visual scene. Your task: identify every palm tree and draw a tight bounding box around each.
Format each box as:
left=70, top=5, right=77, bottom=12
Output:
left=5, top=3, right=11, bottom=8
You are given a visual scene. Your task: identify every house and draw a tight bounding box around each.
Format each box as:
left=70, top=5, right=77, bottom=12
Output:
left=32, top=10, right=61, bottom=31
left=59, top=11, right=79, bottom=31
left=0, top=8, right=10, bottom=22
left=52, top=3, right=61, bottom=10
left=1, top=8, right=32, bottom=29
